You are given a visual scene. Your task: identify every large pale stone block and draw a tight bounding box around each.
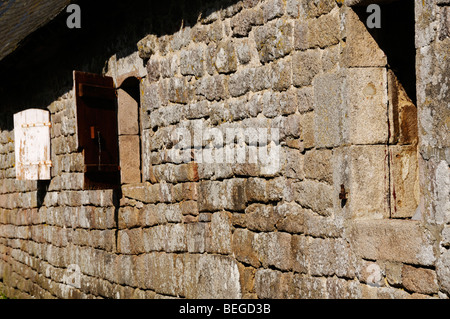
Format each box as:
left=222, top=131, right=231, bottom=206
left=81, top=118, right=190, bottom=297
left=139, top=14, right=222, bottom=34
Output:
left=308, top=237, right=356, bottom=278
left=122, top=182, right=160, bottom=204
left=198, top=179, right=247, bottom=212
left=117, top=228, right=144, bottom=254
left=291, top=235, right=309, bottom=273
left=113, top=51, right=147, bottom=81
left=271, top=57, right=292, bottom=91
left=119, top=135, right=141, bottom=184
left=402, top=264, right=439, bottom=294
left=292, top=274, right=328, bottom=299
left=206, top=211, right=232, bottom=254
left=185, top=222, right=208, bottom=253
left=389, top=145, right=419, bottom=218
left=255, top=269, right=296, bottom=299
left=313, top=71, right=346, bottom=148
left=253, top=232, right=293, bottom=271
left=347, top=145, right=390, bottom=219
left=294, top=180, right=334, bottom=217
left=346, top=67, right=389, bottom=145
left=275, top=202, right=305, bottom=234
left=143, top=252, right=185, bottom=296
left=416, top=42, right=450, bottom=157
left=350, top=219, right=436, bottom=266
left=262, top=0, right=286, bottom=22
left=118, top=206, right=140, bottom=229
left=151, top=163, right=199, bottom=184
left=232, top=228, right=260, bottom=267
left=183, top=254, right=242, bottom=299
left=326, top=277, right=362, bottom=299
left=245, top=203, right=278, bottom=232
left=303, top=210, right=343, bottom=238
left=282, top=147, right=304, bottom=180
left=168, top=77, right=190, bottom=104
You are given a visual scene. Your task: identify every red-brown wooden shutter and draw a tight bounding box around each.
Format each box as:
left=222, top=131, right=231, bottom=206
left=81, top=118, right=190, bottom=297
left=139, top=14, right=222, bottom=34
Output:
left=74, top=71, right=120, bottom=189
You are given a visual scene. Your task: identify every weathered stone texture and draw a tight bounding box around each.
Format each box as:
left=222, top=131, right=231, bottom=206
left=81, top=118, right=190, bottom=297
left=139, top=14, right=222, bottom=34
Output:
left=214, top=40, right=238, bottom=74
left=389, top=145, right=419, bottom=218
left=180, top=47, right=205, bottom=77
left=346, top=67, right=389, bottom=145
left=347, top=145, right=390, bottom=219
left=119, top=136, right=141, bottom=184
left=402, top=264, right=439, bottom=295
left=308, top=237, right=356, bottom=278
left=253, top=231, right=293, bottom=271
left=184, top=254, right=242, bottom=298
left=198, top=179, right=247, bottom=212
left=255, top=269, right=297, bottom=298
left=313, top=71, right=345, bottom=148
left=302, top=8, right=340, bottom=49
left=350, top=220, right=436, bottom=266
left=230, top=8, right=264, bottom=37
left=0, top=0, right=448, bottom=300
left=292, top=50, right=321, bottom=87
left=341, top=6, right=387, bottom=67
left=254, top=19, right=293, bottom=63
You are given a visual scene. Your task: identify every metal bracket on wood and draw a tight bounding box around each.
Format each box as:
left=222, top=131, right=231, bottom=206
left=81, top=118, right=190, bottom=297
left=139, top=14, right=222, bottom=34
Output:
left=22, top=122, right=52, bottom=128
left=21, top=161, right=53, bottom=167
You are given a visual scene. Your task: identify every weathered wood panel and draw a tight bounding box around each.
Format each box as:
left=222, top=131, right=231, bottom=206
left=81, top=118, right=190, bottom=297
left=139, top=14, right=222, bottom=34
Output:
left=14, top=109, right=51, bottom=180
left=73, top=70, right=120, bottom=189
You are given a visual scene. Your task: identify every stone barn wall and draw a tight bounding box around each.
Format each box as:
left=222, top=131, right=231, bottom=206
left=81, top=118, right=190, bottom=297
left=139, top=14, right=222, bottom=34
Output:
left=0, top=0, right=448, bottom=299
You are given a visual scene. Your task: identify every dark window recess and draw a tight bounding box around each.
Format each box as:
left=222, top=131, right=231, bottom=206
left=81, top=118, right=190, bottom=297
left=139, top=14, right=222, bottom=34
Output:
left=354, top=0, right=418, bottom=147
left=74, top=71, right=120, bottom=189
left=355, top=0, right=416, bottom=105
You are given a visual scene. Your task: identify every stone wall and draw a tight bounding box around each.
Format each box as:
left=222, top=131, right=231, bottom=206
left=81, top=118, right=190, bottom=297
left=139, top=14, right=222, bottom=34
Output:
left=415, top=0, right=450, bottom=296
left=0, top=0, right=448, bottom=299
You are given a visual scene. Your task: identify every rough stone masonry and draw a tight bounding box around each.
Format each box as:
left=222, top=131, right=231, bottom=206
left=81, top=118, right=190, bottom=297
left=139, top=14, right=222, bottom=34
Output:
left=0, top=0, right=449, bottom=299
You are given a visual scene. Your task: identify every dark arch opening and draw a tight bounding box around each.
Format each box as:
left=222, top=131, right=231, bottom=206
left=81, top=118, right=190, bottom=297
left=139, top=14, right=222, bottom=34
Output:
left=354, top=0, right=416, bottom=105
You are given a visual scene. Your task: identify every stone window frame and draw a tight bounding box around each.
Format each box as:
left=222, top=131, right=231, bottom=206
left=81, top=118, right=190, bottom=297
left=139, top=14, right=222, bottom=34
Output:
left=340, top=0, right=419, bottom=219
left=116, top=74, right=143, bottom=185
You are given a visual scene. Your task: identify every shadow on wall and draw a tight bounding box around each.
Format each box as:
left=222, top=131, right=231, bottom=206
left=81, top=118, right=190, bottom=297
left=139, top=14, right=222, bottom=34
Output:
left=0, top=0, right=241, bottom=130
left=353, top=0, right=416, bottom=105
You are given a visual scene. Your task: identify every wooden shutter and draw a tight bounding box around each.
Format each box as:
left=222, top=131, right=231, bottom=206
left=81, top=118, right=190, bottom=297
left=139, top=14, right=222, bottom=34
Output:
left=14, top=109, right=51, bottom=180
left=74, top=71, right=120, bottom=189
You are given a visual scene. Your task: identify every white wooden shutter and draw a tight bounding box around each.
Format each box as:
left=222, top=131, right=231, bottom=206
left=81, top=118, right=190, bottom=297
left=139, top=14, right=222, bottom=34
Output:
left=14, top=109, right=52, bottom=180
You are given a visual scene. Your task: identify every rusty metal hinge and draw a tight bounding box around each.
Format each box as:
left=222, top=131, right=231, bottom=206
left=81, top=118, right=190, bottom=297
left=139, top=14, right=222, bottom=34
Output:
left=21, top=160, right=53, bottom=167
left=22, top=122, right=52, bottom=128
left=339, top=184, right=348, bottom=200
